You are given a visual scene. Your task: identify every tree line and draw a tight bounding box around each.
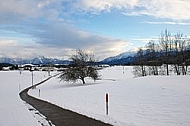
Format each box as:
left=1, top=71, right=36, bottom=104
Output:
left=133, top=29, right=190, bottom=77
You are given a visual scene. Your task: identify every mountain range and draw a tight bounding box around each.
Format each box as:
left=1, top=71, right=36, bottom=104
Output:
left=0, top=52, right=136, bottom=65
left=0, top=56, right=71, bottom=65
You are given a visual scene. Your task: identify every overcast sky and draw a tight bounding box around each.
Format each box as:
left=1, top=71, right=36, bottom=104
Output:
left=1, top=0, right=190, bottom=60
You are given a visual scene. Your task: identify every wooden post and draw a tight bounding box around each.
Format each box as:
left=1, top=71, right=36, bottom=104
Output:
left=106, top=93, right=108, bottom=115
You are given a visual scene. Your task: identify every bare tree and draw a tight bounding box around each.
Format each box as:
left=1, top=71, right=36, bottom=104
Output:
left=59, top=49, right=99, bottom=84
left=132, top=29, right=190, bottom=77
left=146, top=41, right=159, bottom=75
left=133, top=48, right=146, bottom=77
left=159, top=29, right=172, bottom=75
left=173, top=32, right=187, bottom=75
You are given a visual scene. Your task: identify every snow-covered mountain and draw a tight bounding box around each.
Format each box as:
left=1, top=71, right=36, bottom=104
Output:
left=101, top=51, right=136, bottom=65
left=0, top=51, right=136, bottom=65
left=0, top=57, right=25, bottom=65
left=0, top=56, right=70, bottom=65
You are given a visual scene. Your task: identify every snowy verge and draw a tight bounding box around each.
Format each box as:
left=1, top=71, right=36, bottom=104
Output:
left=0, top=71, right=51, bottom=126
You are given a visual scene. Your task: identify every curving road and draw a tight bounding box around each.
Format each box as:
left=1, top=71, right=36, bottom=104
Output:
left=19, top=76, right=112, bottom=126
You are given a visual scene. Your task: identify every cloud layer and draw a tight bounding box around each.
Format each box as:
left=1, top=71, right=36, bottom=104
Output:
left=1, top=0, right=190, bottom=25
left=69, top=0, right=190, bottom=20
left=1, top=0, right=190, bottom=24
left=0, top=0, right=190, bottom=59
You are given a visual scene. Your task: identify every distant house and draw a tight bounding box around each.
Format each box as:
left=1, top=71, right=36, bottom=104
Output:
left=98, top=64, right=110, bottom=68
left=2, top=66, right=11, bottom=71
left=0, top=63, right=14, bottom=71
left=21, top=64, right=35, bottom=70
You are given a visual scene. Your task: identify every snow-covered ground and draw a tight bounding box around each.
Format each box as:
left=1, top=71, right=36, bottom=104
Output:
left=1, top=66, right=190, bottom=126
left=0, top=71, right=49, bottom=126
left=29, top=66, right=190, bottom=126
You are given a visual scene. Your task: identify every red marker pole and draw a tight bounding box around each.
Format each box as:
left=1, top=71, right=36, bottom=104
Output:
left=106, top=93, right=108, bottom=115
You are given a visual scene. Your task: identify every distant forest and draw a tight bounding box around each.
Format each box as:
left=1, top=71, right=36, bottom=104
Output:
left=133, top=29, right=190, bottom=76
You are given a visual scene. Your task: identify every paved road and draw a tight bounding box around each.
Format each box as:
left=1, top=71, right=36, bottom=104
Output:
left=19, top=77, right=112, bottom=126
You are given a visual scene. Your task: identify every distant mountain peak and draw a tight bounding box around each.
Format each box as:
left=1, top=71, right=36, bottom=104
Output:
left=115, top=51, right=136, bottom=59
left=102, top=51, right=136, bottom=64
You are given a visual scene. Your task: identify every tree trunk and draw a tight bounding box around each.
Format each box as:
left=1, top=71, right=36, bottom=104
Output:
left=81, top=78, right=85, bottom=84
left=166, top=63, right=169, bottom=75
left=182, top=65, right=186, bottom=75
left=174, top=64, right=180, bottom=75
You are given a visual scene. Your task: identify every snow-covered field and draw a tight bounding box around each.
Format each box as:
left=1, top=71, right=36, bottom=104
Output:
left=0, top=71, right=49, bottom=126
left=29, top=66, right=190, bottom=126
left=1, top=66, right=190, bottom=126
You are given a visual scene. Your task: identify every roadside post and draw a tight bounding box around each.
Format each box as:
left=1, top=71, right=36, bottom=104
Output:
left=30, top=69, right=34, bottom=89
left=106, top=93, right=108, bottom=115
left=39, top=89, right=40, bottom=97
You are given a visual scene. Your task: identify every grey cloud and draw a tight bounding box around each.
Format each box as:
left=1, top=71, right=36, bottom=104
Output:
left=0, top=0, right=62, bottom=24
left=31, top=21, right=120, bottom=49
left=0, top=19, right=129, bottom=59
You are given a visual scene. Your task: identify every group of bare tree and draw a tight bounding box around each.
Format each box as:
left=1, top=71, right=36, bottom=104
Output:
left=133, top=29, right=190, bottom=77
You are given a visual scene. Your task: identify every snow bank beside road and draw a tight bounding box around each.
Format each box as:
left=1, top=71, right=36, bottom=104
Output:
left=0, top=71, right=48, bottom=126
